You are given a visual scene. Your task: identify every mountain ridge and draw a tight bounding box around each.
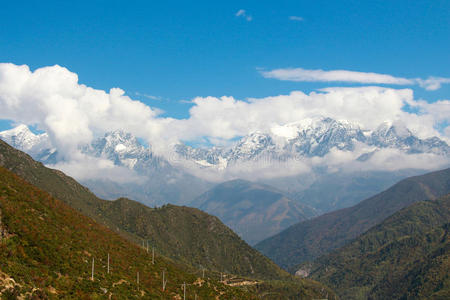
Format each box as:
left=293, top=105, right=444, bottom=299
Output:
left=306, top=194, right=450, bottom=299
left=192, top=179, right=317, bottom=245
left=255, top=167, right=450, bottom=270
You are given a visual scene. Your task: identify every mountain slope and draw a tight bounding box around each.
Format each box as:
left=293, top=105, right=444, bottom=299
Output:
left=0, top=166, right=251, bottom=299
left=98, top=198, right=289, bottom=280
left=0, top=139, right=285, bottom=280
left=255, top=168, right=450, bottom=270
left=192, top=179, right=317, bottom=245
left=306, top=194, right=450, bottom=299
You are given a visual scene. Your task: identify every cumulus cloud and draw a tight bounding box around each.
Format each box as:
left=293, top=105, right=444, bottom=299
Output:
left=0, top=63, right=448, bottom=181
left=235, top=9, right=252, bottom=21
left=0, top=63, right=169, bottom=156
left=260, top=67, right=450, bottom=90
left=172, top=87, right=443, bottom=142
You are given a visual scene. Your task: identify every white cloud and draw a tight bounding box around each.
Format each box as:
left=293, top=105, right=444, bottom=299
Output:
left=417, top=77, right=450, bottom=91
left=261, top=67, right=413, bottom=85
left=48, top=153, right=144, bottom=183
left=171, top=87, right=444, bottom=142
left=0, top=63, right=448, bottom=181
left=235, top=9, right=245, bottom=17
left=235, top=9, right=252, bottom=21
left=289, top=16, right=304, bottom=21
left=260, top=67, right=450, bottom=90
left=135, top=92, right=162, bottom=101
left=0, top=63, right=167, bottom=157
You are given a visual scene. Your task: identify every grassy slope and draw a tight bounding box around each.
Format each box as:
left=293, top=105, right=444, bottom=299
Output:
left=0, top=139, right=285, bottom=280
left=307, top=194, right=450, bottom=299
left=0, top=166, right=251, bottom=299
left=255, top=168, right=450, bottom=270
left=100, top=198, right=289, bottom=280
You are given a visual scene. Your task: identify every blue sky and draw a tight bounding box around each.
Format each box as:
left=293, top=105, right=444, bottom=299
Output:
left=1, top=0, right=449, bottom=126
left=0, top=0, right=449, bottom=181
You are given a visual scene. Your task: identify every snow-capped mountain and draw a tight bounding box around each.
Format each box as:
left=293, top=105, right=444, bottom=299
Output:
left=175, top=117, right=450, bottom=169
left=82, top=130, right=169, bottom=173
left=370, top=121, right=449, bottom=155
left=283, top=118, right=367, bottom=156
left=0, top=125, right=57, bottom=163
left=2, top=117, right=449, bottom=175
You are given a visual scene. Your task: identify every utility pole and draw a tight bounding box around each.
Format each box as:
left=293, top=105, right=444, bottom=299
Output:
left=91, top=257, right=95, bottom=281
left=162, top=271, right=167, bottom=291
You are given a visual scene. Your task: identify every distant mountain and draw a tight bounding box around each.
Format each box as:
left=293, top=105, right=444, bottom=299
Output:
left=0, top=124, right=57, bottom=163
left=306, top=194, right=450, bottom=299
left=176, top=117, right=449, bottom=170
left=0, top=166, right=251, bottom=299
left=192, top=179, right=318, bottom=245
left=5, top=117, right=448, bottom=176
left=290, top=169, right=425, bottom=212
left=0, top=139, right=284, bottom=280
left=255, top=168, right=450, bottom=270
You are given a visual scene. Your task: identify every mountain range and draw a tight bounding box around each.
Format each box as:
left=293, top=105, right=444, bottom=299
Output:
left=176, top=117, right=449, bottom=168
left=3, top=118, right=448, bottom=176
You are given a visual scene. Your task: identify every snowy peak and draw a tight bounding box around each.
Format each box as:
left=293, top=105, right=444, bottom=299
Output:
left=2, top=118, right=449, bottom=176
left=175, top=144, right=226, bottom=167
left=282, top=118, right=367, bottom=156
left=89, top=130, right=146, bottom=157
left=175, top=117, right=450, bottom=169
left=84, top=131, right=155, bottom=170
left=370, top=122, right=448, bottom=155
left=228, top=131, right=277, bottom=161
left=0, top=124, right=48, bottom=152
left=0, top=125, right=55, bottom=163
